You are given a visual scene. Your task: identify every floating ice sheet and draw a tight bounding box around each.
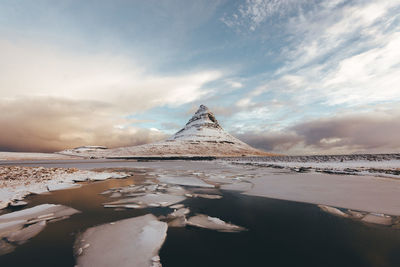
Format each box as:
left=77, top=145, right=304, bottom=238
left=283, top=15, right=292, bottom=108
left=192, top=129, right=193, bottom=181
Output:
left=0, top=204, right=80, bottom=255
left=157, top=176, right=214, bottom=188
left=318, top=205, right=349, bottom=218
left=103, top=193, right=186, bottom=209
left=362, top=213, right=393, bottom=225
left=47, top=183, right=81, bottom=191
left=74, top=214, right=167, bottom=267
left=168, top=208, right=190, bottom=218
left=187, top=214, right=246, bottom=232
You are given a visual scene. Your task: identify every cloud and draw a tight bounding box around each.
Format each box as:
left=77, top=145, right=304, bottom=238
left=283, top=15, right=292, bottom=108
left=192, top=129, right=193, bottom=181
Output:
left=0, top=97, right=168, bottom=152
left=237, top=109, right=400, bottom=155
left=235, top=131, right=302, bottom=151
left=221, top=0, right=308, bottom=31
left=0, top=39, right=222, bottom=112
left=230, top=0, right=400, bottom=124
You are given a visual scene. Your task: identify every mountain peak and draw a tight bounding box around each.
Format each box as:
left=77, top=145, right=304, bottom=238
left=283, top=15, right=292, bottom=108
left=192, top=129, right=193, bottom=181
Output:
left=169, top=105, right=226, bottom=141
left=186, top=105, right=221, bottom=129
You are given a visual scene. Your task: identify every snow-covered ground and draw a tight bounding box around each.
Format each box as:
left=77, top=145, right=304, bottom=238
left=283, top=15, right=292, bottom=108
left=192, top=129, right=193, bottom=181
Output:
left=0, top=152, right=79, bottom=161
left=0, top=166, right=129, bottom=209
left=222, top=154, right=400, bottom=178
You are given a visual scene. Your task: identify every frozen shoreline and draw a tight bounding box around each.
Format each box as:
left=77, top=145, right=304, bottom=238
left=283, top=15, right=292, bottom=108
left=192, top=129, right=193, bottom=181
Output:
left=0, top=154, right=399, bottom=217
left=0, top=152, right=80, bottom=161
left=0, top=166, right=128, bottom=209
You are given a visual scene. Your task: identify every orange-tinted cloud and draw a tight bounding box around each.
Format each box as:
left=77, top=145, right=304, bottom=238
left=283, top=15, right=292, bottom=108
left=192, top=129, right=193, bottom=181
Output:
left=0, top=97, right=167, bottom=152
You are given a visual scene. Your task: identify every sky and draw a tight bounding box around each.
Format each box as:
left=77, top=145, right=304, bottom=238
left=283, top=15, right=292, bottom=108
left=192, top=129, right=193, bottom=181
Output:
left=0, top=0, right=399, bottom=155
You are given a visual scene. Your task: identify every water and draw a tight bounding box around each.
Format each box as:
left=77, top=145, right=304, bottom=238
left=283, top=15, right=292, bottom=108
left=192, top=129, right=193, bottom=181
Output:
left=1, top=164, right=400, bottom=267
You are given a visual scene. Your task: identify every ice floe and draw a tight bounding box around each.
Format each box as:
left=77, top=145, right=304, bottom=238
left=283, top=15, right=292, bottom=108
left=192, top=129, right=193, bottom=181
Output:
left=103, top=193, right=186, bottom=209
left=74, top=214, right=167, bottom=267
left=0, top=204, right=80, bottom=255
left=317, top=204, right=400, bottom=227
left=157, top=176, right=214, bottom=188
left=192, top=193, right=222, bottom=199
left=362, top=213, right=393, bottom=226
left=318, top=205, right=349, bottom=218
left=168, top=208, right=190, bottom=218
left=168, top=216, right=187, bottom=227
left=187, top=214, right=246, bottom=232
left=47, top=183, right=82, bottom=191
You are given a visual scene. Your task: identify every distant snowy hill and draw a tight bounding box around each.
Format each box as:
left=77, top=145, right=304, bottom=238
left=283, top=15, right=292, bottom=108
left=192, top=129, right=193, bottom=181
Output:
left=60, top=105, right=275, bottom=158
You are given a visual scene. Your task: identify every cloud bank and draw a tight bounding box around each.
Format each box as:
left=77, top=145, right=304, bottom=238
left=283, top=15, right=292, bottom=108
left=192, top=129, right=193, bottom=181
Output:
left=237, top=109, right=400, bottom=155
left=0, top=97, right=168, bottom=152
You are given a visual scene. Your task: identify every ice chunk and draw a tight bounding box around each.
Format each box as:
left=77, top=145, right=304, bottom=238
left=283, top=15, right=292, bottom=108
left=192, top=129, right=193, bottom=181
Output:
left=0, top=204, right=80, bottom=255
left=318, top=205, right=349, bottom=218
left=6, top=221, right=46, bottom=244
left=103, top=193, right=186, bottom=208
left=72, top=172, right=128, bottom=182
left=347, top=210, right=365, bottom=219
left=75, top=214, right=167, bottom=267
left=0, top=220, right=25, bottom=236
left=192, top=194, right=222, bottom=199
left=168, top=208, right=190, bottom=218
left=9, top=201, right=28, bottom=207
left=0, top=240, right=15, bottom=256
left=362, top=213, right=393, bottom=225
left=187, top=214, right=246, bottom=232
left=47, top=183, right=81, bottom=191
left=168, top=216, right=187, bottom=227
left=165, top=186, right=187, bottom=195
left=109, top=192, right=122, bottom=198
left=157, top=176, right=214, bottom=188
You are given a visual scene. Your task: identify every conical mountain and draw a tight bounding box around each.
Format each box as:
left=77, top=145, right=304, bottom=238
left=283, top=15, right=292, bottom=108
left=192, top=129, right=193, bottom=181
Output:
left=168, top=105, right=257, bottom=148
left=61, top=105, right=275, bottom=158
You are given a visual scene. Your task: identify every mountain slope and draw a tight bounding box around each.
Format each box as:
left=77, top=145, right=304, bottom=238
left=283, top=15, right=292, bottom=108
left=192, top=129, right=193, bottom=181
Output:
left=61, top=105, right=275, bottom=158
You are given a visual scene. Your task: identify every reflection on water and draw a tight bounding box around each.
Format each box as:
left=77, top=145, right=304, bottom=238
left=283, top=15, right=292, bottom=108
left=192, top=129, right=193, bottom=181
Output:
left=1, top=168, right=400, bottom=267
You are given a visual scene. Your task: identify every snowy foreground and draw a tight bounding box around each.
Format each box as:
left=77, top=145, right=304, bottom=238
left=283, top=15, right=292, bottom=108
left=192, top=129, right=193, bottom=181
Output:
left=0, top=157, right=400, bottom=265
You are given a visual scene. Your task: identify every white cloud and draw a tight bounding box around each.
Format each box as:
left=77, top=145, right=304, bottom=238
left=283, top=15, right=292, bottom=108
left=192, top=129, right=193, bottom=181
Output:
left=238, top=0, right=400, bottom=112
left=0, top=39, right=222, bottom=112
left=279, top=0, right=399, bottom=73
left=222, top=0, right=308, bottom=31
left=226, top=80, right=243, bottom=88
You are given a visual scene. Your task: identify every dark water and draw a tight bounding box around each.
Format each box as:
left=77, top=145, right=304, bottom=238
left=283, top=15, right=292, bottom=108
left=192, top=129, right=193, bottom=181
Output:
left=1, top=171, right=400, bottom=267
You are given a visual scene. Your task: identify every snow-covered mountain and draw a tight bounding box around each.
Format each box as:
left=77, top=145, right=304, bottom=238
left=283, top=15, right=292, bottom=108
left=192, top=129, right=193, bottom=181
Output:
left=61, top=105, right=275, bottom=158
